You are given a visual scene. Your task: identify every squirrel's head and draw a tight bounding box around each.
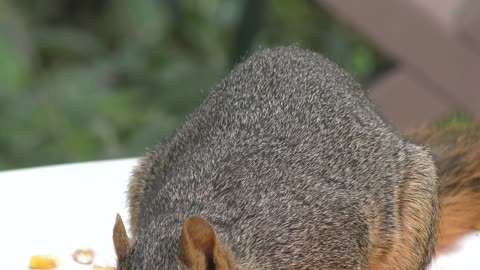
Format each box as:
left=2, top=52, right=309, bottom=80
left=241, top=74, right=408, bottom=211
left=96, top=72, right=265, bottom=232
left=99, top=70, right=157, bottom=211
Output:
left=113, top=214, right=238, bottom=270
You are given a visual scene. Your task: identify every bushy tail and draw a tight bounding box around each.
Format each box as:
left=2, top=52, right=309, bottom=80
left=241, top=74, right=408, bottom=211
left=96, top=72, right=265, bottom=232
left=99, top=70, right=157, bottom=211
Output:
left=407, top=120, right=480, bottom=252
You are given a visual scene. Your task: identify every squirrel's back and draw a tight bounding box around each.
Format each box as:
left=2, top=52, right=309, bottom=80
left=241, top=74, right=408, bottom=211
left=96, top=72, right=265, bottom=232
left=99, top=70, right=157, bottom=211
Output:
left=117, top=46, right=439, bottom=270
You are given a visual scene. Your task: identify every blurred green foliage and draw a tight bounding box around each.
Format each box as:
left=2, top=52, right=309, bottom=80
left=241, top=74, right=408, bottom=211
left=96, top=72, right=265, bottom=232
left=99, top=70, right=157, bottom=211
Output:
left=0, top=0, right=390, bottom=170
left=434, top=110, right=476, bottom=131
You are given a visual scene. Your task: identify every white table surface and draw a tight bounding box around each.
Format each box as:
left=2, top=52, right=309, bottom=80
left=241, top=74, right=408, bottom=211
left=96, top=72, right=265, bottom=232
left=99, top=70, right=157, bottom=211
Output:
left=0, top=158, right=479, bottom=269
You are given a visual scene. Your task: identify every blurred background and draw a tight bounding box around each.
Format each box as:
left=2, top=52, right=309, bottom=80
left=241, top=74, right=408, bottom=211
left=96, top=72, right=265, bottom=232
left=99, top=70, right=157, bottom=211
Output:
left=0, top=0, right=478, bottom=170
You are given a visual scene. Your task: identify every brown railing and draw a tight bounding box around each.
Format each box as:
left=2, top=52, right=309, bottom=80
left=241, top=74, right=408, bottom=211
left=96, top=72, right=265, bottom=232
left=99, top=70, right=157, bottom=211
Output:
left=317, top=0, right=480, bottom=130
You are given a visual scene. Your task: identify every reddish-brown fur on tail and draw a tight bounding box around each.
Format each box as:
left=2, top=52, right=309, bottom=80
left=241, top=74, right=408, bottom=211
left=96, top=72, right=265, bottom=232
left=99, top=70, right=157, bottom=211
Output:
left=407, top=122, right=480, bottom=253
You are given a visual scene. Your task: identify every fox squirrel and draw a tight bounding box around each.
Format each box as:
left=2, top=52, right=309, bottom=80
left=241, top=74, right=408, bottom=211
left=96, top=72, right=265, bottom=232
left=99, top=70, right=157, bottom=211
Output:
left=112, top=46, right=441, bottom=269
left=407, top=121, right=480, bottom=253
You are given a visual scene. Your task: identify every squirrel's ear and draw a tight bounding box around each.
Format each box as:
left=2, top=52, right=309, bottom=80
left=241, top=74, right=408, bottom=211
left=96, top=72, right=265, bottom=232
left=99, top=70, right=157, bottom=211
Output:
left=113, top=213, right=131, bottom=261
left=179, top=215, right=237, bottom=270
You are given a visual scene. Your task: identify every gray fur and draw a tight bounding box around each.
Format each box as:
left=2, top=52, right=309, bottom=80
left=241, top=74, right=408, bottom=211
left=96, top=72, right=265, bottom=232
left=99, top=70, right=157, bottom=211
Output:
left=120, top=46, right=439, bottom=269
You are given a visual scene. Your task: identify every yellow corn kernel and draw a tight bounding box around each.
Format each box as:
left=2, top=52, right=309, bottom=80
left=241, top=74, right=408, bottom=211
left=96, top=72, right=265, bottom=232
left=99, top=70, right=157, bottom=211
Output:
left=92, top=265, right=115, bottom=270
left=29, top=255, right=58, bottom=269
